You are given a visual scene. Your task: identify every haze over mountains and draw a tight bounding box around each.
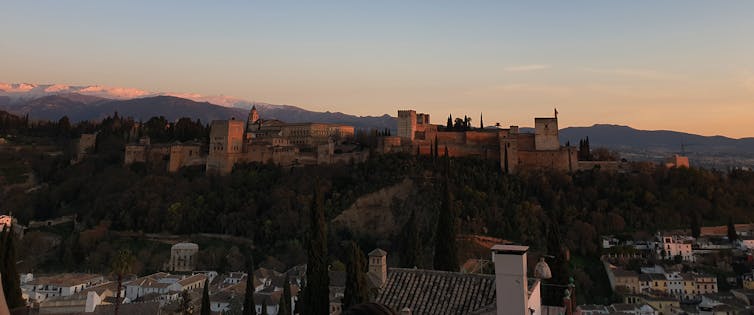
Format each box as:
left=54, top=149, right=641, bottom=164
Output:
left=2, top=82, right=753, bottom=168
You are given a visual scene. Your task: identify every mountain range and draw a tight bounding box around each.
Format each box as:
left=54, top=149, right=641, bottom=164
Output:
left=2, top=82, right=753, bottom=167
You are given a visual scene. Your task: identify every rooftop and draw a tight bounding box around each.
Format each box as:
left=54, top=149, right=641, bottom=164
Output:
left=376, top=268, right=496, bottom=315
left=28, top=274, right=102, bottom=287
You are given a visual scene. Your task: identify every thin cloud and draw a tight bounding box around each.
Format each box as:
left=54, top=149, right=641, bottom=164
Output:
left=503, top=64, right=551, bottom=72
left=583, top=67, right=683, bottom=80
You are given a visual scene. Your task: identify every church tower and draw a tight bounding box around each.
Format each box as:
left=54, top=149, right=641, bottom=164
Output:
left=247, top=105, right=260, bottom=132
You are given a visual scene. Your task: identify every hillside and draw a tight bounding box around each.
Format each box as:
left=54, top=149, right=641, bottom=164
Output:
left=0, top=93, right=395, bottom=130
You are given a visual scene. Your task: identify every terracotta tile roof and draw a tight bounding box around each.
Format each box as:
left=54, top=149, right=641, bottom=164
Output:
left=177, top=274, right=207, bottom=287
left=375, top=268, right=496, bottom=315
left=28, top=274, right=103, bottom=287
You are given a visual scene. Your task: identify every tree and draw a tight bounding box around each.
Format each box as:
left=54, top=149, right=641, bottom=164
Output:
left=261, top=298, right=269, bottom=315
left=400, top=210, right=420, bottom=268
left=111, top=249, right=135, bottom=315
left=446, top=115, right=453, bottom=129
left=180, top=290, right=193, bottom=314
left=690, top=213, right=701, bottom=238
left=0, top=226, right=24, bottom=309
left=433, top=175, right=459, bottom=271
left=279, top=274, right=292, bottom=315
left=302, top=185, right=329, bottom=315
left=201, top=279, right=211, bottom=315
left=728, top=217, right=738, bottom=242
left=243, top=258, right=256, bottom=315
left=343, top=241, right=369, bottom=309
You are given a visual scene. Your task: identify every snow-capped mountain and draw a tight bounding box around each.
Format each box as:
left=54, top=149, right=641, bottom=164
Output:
left=0, top=82, right=396, bottom=130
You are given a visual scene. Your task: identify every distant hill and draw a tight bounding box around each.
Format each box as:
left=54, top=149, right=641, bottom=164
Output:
left=560, top=124, right=754, bottom=155
left=0, top=93, right=395, bottom=130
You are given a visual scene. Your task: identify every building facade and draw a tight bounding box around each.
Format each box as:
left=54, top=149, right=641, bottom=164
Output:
left=384, top=109, right=579, bottom=173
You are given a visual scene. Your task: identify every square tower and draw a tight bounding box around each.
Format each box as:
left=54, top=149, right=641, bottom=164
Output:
left=534, top=117, right=559, bottom=151
left=206, top=119, right=245, bottom=174
left=397, top=110, right=417, bottom=141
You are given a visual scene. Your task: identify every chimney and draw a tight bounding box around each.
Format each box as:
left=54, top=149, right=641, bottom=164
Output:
left=492, top=245, right=531, bottom=315
left=368, top=249, right=388, bottom=288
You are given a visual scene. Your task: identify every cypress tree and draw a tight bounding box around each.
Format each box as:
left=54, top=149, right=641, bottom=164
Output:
left=243, top=258, right=256, bottom=315
left=303, top=185, right=329, bottom=315
left=433, top=174, right=459, bottom=271
left=400, top=211, right=420, bottom=268
left=1, top=226, right=24, bottom=309
left=446, top=115, right=453, bottom=129
left=343, top=241, right=369, bottom=309
left=433, top=135, right=439, bottom=160
left=690, top=213, right=701, bottom=238
left=261, top=298, right=269, bottom=315
left=279, top=273, right=292, bottom=315
left=201, top=279, right=211, bottom=315
left=728, top=217, right=738, bottom=242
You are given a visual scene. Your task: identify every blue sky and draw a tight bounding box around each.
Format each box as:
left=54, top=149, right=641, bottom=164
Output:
left=2, top=1, right=754, bottom=137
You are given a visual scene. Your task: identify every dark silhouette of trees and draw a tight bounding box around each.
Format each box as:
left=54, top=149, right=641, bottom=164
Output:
left=302, top=185, right=329, bottom=315
left=728, top=217, right=738, bottom=242
left=279, top=274, right=292, bottom=315
left=201, top=279, right=211, bottom=315
left=399, top=210, right=420, bottom=268
left=0, top=226, right=24, bottom=309
left=433, top=174, right=459, bottom=271
left=111, top=249, right=135, bottom=315
left=343, top=241, right=369, bottom=309
left=243, top=258, right=256, bottom=315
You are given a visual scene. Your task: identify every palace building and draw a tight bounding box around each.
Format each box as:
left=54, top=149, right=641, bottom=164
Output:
left=378, top=109, right=578, bottom=173
left=206, top=106, right=366, bottom=175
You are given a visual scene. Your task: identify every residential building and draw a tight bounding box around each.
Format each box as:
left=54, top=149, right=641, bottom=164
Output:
left=658, top=234, right=695, bottom=262
left=22, top=274, right=104, bottom=302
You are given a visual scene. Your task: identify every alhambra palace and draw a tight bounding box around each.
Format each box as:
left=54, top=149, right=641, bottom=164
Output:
left=124, top=106, right=630, bottom=175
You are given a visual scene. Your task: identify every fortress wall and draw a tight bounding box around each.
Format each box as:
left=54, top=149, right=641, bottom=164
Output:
left=517, top=149, right=576, bottom=172
left=436, top=131, right=466, bottom=144
left=464, top=131, right=499, bottom=146
left=515, top=134, right=536, bottom=151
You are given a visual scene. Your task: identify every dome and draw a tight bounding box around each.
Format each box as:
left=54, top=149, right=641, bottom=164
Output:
left=533, top=257, right=552, bottom=279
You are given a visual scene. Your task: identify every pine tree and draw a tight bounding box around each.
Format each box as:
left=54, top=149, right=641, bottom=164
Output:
left=433, top=174, right=459, bottom=271
left=343, top=241, right=369, bottom=309
left=1, top=226, right=25, bottom=309
left=279, top=274, right=292, bottom=315
left=201, top=279, right=211, bottom=315
left=400, top=211, right=420, bottom=268
left=303, top=185, right=329, bottom=315
left=243, top=258, right=256, bottom=315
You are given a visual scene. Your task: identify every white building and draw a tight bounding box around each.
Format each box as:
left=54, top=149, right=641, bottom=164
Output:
left=125, top=272, right=206, bottom=303
left=22, top=274, right=104, bottom=302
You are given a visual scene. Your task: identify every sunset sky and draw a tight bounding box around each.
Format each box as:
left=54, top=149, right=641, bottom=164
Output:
left=2, top=1, right=754, bottom=138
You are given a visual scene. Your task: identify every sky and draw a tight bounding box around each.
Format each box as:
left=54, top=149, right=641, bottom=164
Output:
left=2, top=1, right=754, bottom=138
